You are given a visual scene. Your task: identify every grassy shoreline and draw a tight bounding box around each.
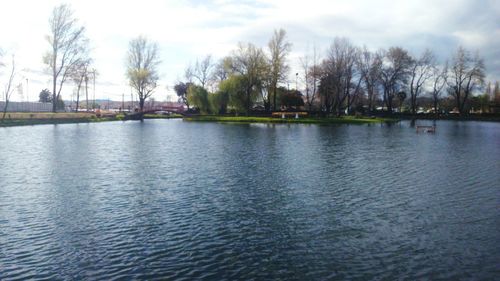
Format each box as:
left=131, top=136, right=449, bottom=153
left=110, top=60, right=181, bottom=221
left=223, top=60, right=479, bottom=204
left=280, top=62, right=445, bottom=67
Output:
left=9, top=111, right=499, bottom=127
left=0, top=118, right=119, bottom=127
left=183, top=115, right=397, bottom=124
left=0, top=112, right=183, bottom=127
left=143, top=113, right=183, bottom=119
left=0, top=114, right=117, bottom=127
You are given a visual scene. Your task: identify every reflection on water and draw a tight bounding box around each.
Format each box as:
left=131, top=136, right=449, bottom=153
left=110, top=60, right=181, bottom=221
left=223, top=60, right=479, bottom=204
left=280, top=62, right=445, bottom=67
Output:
left=1, top=120, right=499, bottom=280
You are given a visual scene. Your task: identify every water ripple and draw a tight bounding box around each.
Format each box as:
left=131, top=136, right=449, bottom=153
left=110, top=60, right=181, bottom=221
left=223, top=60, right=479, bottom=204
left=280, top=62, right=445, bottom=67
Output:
left=0, top=120, right=499, bottom=280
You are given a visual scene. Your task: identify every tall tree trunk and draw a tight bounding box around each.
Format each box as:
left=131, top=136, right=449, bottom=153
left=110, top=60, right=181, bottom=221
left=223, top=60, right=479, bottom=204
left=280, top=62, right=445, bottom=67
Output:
left=336, top=88, right=341, bottom=117
left=272, top=85, right=277, bottom=111
left=459, top=87, right=471, bottom=116
left=459, top=97, right=466, bottom=116
left=434, top=96, right=439, bottom=119
left=139, top=96, right=145, bottom=112
left=85, top=77, right=89, bottom=111
left=410, top=79, right=416, bottom=115
left=265, top=90, right=271, bottom=112
left=75, top=81, right=81, bottom=112
left=383, top=90, right=390, bottom=114
left=76, top=76, right=83, bottom=112
left=410, top=96, right=415, bottom=115
left=368, top=90, right=373, bottom=113
left=456, top=93, right=461, bottom=115
left=52, top=70, right=57, bottom=113
left=2, top=100, right=9, bottom=120
left=246, top=86, right=252, bottom=116
left=387, top=93, right=393, bottom=114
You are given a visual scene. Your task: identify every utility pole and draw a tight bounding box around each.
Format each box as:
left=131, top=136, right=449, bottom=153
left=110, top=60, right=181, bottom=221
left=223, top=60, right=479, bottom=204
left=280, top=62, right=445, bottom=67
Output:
left=295, top=73, right=298, bottom=90
left=122, top=93, right=125, bottom=112
left=92, top=69, right=96, bottom=110
left=85, top=74, right=89, bottom=111
left=26, top=78, right=29, bottom=102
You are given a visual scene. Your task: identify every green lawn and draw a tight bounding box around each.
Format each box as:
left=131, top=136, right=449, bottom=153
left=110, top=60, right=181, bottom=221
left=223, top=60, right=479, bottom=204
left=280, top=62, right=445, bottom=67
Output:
left=1, top=112, right=397, bottom=127
left=0, top=112, right=118, bottom=127
left=0, top=112, right=188, bottom=127
left=183, top=115, right=397, bottom=124
left=143, top=113, right=184, bottom=119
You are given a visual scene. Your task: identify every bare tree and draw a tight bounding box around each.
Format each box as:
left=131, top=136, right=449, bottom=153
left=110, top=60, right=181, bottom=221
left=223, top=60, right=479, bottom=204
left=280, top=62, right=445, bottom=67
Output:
left=70, top=58, right=91, bottom=112
left=447, top=46, right=485, bottom=115
left=89, top=69, right=97, bottom=110
left=344, top=47, right=363, bottom=115
left=192, top=55, right=213, bottom=89
left=184, top=64, right=194, bottom=84
left=268, top=28, right=291, bottom=111
left=408, top=49, right=435, bottom=114
left=430, top=62, right=448, bottom=116
left=230, top=42, right=268, bottom=115
left=299, top=45, right=320, bottom=111
left=322, top=37, right=361, bottom=116
left=379, top=47, right=412, bottom=114
left=213, top=57, right=231, bottom=82
left=321, top=45, right=339, bottom=114
left=126, top=36, right=161, bottom=112
left=309, top=49, right=322, bottom=112
left=2, top=55, right=16, bottom=120
left=211, top=56, right=232, bottom=91
left=318, top=65, right=335, bottom=114
left=299, top=53, right=311, bottom=110
left=44, top=4, right=88, bottom=112
left=357, top=47, right=382, bottom=113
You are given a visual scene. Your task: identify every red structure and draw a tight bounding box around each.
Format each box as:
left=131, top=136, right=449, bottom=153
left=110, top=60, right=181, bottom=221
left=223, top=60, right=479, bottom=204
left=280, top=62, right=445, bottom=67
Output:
left=161, top=103, right=185, bottom=113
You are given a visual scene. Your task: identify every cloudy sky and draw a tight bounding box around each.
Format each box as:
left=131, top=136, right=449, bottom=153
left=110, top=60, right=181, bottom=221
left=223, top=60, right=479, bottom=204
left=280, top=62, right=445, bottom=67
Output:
left=0, top=0, right=499, bottom=102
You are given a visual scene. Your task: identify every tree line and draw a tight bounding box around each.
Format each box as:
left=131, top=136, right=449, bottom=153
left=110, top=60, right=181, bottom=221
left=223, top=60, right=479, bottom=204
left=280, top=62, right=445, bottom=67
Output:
left=168, top=35, right=494, bottom=116
left=2, top=4, right=499, bottom=116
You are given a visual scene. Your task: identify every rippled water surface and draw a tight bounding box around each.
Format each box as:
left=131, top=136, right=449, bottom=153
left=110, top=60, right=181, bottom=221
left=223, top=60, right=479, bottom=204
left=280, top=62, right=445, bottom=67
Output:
left=1, top=120, right=499, bottom=280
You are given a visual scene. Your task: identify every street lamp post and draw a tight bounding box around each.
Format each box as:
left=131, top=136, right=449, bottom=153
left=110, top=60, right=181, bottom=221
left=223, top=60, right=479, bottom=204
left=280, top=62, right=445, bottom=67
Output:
left=92, top=69, right=96, bottom=110
left=26, top=78, right=29, bottom=102
left=295, top=73, right=298, bottom=90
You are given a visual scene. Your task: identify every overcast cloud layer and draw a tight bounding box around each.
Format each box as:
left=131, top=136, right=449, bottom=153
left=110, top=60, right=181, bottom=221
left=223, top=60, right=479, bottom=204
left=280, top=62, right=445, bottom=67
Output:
left=0, top=0, right=498, bottom=101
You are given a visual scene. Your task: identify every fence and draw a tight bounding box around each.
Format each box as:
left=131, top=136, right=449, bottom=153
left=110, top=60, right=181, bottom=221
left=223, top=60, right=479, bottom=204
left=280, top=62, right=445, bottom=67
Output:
left=0, top=101, right=53, bottom=112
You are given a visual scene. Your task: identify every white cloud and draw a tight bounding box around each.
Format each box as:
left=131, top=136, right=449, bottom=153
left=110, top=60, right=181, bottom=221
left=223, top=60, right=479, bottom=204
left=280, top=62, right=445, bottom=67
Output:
left=1, top=0, right=498, bottom=102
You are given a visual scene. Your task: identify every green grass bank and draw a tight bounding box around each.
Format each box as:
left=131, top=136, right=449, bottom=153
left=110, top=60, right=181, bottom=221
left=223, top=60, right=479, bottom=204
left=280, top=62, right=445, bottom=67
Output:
left=1, top=112, right=396, bottom=127
left=0, top=112, right=121, bottom=127
left=183, top=115, right=397, bottom=124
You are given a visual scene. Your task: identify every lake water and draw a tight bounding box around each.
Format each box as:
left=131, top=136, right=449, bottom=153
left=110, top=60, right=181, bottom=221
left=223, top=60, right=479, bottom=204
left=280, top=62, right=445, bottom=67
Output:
left=1, top=119, right=499, bottom=280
